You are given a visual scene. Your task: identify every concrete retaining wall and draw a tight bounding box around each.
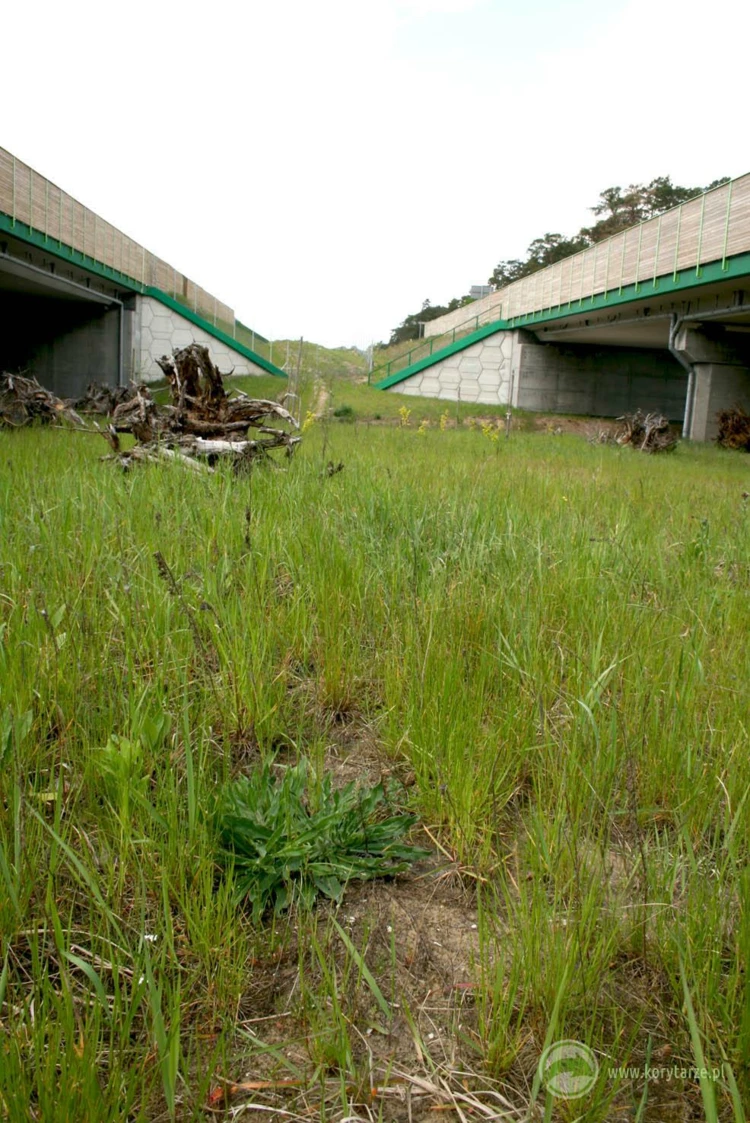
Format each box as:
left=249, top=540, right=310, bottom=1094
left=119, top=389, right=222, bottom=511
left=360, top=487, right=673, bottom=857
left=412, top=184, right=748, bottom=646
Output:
left=384, top=333, right=514, bottom=404
left=1, top=293, right=121, bottom=400
left=511, top=336, right=687, bottom=420
left=385, top=329, right=687, bottom=420
left=134, top=296, right=269, bottom=383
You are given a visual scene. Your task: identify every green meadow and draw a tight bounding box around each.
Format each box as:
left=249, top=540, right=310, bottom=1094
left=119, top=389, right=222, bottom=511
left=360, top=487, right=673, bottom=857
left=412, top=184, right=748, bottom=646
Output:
left=1, top=411, right=749, bottom=1121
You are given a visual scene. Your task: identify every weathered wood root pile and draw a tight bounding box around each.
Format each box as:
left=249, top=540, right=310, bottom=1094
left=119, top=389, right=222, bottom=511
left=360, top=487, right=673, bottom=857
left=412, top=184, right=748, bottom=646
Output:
left=715, top=405, right=750, bottom=450
left=2, top=346, right=300, bottom=472
left=72, top=382, right=135, bottom=415
left=0, top=372, right=85, bottom=429
left=616, top=410, right=678, bottom=453
left=105, top=343, right=299, bottom=471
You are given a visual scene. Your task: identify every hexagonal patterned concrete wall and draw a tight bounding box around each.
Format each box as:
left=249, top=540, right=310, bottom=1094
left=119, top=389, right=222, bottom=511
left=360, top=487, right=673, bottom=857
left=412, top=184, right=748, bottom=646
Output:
left=135, top=296, right=268, bottom=382
left=385, top=333, right=514, bottom=404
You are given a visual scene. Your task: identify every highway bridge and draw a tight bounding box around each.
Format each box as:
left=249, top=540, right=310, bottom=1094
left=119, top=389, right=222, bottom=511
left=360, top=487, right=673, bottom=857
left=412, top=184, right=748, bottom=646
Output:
left=0, top=148, right=283, bottom=399
left=374, top=174, right=750, bottom=440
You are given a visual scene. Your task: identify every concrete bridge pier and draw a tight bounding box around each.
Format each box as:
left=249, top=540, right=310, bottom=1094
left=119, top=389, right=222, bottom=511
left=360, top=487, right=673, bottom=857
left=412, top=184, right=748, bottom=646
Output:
left=674, top=326, right=750, bottom=441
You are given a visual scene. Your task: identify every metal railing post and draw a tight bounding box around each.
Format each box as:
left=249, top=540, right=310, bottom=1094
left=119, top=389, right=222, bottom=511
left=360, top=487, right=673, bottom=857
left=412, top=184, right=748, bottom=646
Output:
left=652, top=216, right=662, bottom=287
left=696, top=192, right=706, bottom=276
left=673, top=206, right=682, bottom=280
left=721, top=180, right=733, bottom=270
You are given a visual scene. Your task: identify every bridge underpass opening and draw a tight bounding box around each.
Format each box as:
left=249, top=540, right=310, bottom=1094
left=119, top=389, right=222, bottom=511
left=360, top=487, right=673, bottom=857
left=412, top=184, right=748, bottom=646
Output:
left=0, top=254, right=122, bottom=399
left=511, top=338, right=688, bottom=422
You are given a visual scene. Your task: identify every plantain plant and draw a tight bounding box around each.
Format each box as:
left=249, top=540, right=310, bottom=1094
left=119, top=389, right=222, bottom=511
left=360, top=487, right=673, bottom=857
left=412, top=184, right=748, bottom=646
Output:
left=214, top=759, right=429, bottom=918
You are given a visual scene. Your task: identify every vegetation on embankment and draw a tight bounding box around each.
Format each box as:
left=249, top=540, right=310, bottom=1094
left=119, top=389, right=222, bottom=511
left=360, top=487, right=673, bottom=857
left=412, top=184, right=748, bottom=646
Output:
left=1, top=422, right=749, bottom=1120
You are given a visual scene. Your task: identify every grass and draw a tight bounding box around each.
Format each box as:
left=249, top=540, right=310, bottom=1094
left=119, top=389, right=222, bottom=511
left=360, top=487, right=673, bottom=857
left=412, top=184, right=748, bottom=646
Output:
left=1, top=418, right=750, bottom=1120
left=321, top=375, right=524, bottom=424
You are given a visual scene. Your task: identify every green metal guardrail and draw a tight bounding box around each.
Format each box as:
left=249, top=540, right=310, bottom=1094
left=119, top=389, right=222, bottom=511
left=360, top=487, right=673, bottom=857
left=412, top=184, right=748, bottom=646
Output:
left=368, top=306, right=502, bottom=384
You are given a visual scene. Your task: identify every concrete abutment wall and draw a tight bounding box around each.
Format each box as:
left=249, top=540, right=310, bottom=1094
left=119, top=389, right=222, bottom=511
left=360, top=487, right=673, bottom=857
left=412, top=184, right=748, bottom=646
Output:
left=1, top=293, right=121, bottom=400
left=386, top=330, right=688, bottom=420
left=511, top=333, right=686, bottom=419
left=134, top=296, right=271, bottom=383
left=385, top=334, right=513, bottom=404
left=1, top=290, right=270, bottom=397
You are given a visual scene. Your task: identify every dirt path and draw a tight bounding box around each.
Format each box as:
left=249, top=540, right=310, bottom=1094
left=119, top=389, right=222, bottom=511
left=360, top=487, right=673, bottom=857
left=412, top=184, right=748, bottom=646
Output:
left=312, top=379, right=330, bottom=418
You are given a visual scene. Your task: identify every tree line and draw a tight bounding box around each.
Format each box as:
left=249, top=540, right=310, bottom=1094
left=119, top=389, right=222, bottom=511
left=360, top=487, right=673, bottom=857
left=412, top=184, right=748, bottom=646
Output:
left=386, top=175, right=728, bottom=346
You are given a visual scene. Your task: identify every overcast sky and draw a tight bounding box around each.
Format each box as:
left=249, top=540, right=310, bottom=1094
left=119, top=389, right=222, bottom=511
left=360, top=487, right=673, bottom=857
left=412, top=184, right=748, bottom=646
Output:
left=3, top=0, right=748, bottom=348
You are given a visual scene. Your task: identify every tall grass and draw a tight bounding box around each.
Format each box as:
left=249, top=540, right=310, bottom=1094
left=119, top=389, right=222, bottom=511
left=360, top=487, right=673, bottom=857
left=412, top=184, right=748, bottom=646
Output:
left=1, top=422, right=749, bottom=1118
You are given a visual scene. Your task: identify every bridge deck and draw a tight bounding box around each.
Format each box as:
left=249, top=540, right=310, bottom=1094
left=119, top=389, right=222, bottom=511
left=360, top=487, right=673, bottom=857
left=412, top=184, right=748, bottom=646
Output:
left=424, top=174, right=750, bottom=337
left=0, top=147, right=235, bottom=335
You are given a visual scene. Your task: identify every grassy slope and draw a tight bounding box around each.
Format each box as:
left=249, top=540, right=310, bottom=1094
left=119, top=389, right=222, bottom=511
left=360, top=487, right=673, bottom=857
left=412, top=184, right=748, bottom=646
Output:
left=264, top=340, right=367, bottom=383
left=1, top=423, right=750, bottom=1120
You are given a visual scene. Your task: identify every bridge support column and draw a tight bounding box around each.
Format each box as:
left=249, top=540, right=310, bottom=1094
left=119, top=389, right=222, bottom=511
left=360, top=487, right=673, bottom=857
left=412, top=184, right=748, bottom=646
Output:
left=673, top=326, right=750, bottom=441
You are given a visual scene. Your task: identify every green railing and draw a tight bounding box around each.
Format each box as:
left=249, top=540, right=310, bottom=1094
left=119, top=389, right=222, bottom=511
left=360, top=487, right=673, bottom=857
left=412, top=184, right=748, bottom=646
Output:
left=368, top=306, right=502, bottom=384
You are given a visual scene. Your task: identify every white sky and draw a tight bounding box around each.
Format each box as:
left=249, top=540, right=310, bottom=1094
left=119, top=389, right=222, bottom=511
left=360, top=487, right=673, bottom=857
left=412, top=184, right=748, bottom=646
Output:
left=2, top=0, right=748, bottom=348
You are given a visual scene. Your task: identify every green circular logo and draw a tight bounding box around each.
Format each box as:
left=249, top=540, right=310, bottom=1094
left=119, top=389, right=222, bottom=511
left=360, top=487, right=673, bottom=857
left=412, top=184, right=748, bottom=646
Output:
left=538, top=1039, right=599, bottom=1100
